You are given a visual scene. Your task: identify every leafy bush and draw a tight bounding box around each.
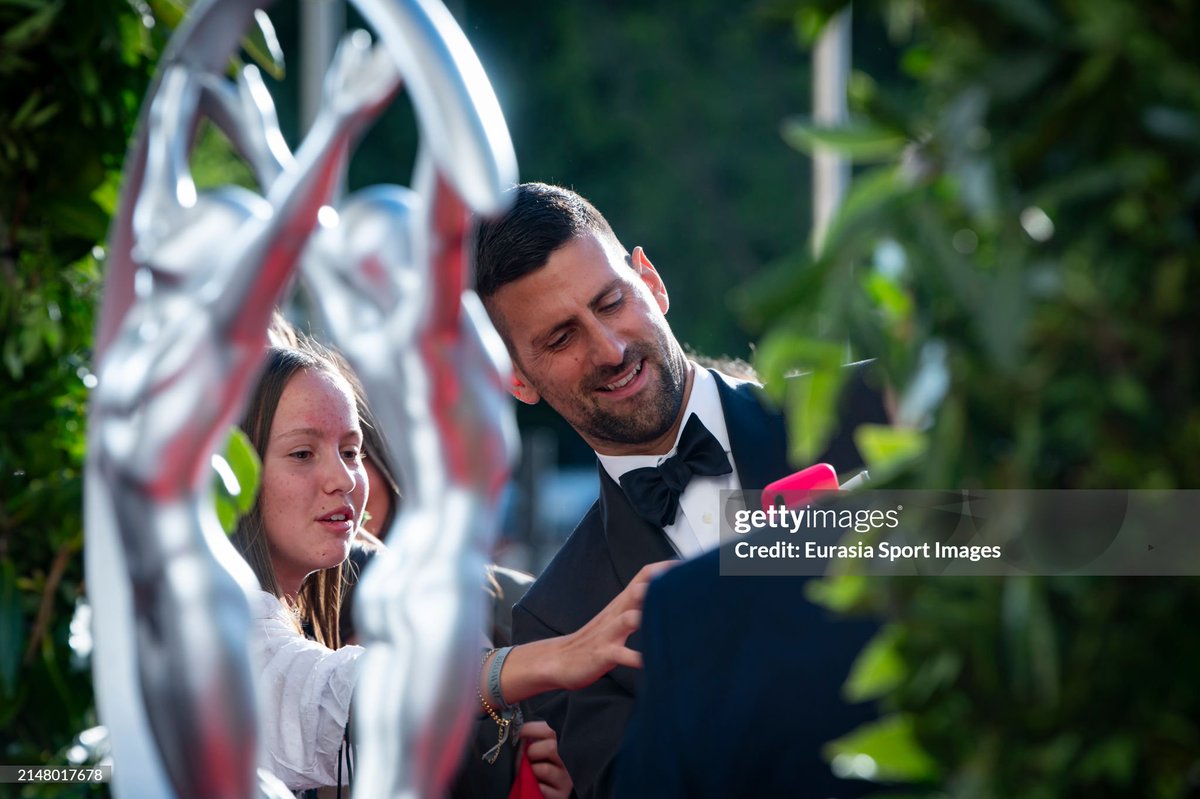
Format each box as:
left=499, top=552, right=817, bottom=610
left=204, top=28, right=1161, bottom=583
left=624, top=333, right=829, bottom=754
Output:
left=1, top=0, right=162, bottom=790
left=747, top=0, right=1200, bottom=795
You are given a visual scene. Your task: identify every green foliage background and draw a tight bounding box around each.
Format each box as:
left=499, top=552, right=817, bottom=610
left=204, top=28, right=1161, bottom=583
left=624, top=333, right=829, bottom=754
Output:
left=3, top=0, right=1199, bottom=795
left=1, top=1, right=161, bottom=792
left=747, top=1, right=1200, bottom=796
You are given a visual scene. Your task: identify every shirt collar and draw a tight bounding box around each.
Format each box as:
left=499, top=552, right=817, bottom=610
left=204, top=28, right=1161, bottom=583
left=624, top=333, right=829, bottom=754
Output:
left=597, top=363, right=732, bottom=482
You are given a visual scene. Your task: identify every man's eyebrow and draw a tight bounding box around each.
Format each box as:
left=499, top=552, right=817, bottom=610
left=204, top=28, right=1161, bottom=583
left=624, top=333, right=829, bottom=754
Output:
left=588, top=279, right=624, bottom=310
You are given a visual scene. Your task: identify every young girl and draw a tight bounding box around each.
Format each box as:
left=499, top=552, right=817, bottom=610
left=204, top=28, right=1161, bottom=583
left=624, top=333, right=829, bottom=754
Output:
left=233, top=345, right=663, bottom=793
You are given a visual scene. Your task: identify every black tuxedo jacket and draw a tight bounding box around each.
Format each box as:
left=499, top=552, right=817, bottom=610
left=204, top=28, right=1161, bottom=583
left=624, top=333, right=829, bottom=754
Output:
left=511, top=366, right=886, bottom=799
left=613, top=548, right=880, bottom=799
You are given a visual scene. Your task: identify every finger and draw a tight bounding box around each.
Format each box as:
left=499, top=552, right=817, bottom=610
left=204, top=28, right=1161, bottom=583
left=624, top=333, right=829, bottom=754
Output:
left=620, top=608, right=642, bottom=634
left=520, top=720, right=554, bottom=741
left=531, top=760, right=571, bottom=790
left=614, top=645, right=644, bottom=670
left=612, top=570, right=655, bottom=609
left=526, top=737, right=558, bottom=762
left=633, top=560, right=676, bottom=584
left=617, top=561, right=674, bottom=606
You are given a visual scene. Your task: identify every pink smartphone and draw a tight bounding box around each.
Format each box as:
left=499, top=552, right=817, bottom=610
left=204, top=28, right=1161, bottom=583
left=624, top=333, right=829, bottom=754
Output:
left=761, top=463, right=840, bottom=511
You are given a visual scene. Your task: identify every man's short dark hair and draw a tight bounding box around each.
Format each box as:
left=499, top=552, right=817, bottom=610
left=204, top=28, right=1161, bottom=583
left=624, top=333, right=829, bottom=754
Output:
left=473, top=182, right=619, bottom=300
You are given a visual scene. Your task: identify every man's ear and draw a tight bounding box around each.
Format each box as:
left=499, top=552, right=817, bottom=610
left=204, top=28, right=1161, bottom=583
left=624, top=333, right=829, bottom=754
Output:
left=510, top=367, right=541, bottom=405
left=631, top=246, right=669, bottom=314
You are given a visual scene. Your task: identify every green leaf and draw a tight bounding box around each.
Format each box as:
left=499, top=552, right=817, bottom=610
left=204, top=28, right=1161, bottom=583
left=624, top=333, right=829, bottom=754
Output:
left=824, top=714, right=940, bottom=783
left=146, top=0, right=188, bottom=30
left=224, top=426, right=261, bottom=514
left=820, top=165, right=909, bottom=258
left=792, top=4, right=847, bottom=47
left=734, top=250, right=829, bottom=330
left=26, top=100, right=59, bottom=129
left=211, top=427, right=261, bottom=534
left=1, top=0, right=61, bottom=47
left=755, top=332, right=847, bottom=401
left=10, top=89, right=42, bottom=127
left=845, top=625, right=906, bottom=702
left=784, top=367, right=845, bottom=465
left=805, top=574, right=870, bottom=613
left=754, top=332, right=848, bottom=463
left=863, top=271, right=913, bottom=327
left=214, top=493, right=238, bottom=536
left=781, top=116, right=907, bottom=162
left=41, top=196, right=110, bottom=243
left=854, top=424, right=927, bottom=475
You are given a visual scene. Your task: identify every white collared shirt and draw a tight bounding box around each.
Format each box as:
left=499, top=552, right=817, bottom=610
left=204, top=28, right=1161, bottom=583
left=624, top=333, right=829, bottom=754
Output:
left=598, top=364, right=741, bottom=559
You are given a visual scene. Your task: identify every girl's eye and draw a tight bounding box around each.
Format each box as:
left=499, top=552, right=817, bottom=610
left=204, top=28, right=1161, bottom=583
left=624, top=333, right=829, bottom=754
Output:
left=342, top=448, right=361, bottom=461
left=290, top=450, right=312, bottom=461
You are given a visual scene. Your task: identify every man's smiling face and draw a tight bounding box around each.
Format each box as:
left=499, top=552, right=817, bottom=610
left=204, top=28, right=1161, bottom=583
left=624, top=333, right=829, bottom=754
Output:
left=486, top=231, right=691, bottom=456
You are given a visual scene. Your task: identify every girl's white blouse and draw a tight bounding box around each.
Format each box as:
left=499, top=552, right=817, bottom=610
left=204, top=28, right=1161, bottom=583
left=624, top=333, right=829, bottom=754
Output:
left=247, top=590, right=363, bottom=791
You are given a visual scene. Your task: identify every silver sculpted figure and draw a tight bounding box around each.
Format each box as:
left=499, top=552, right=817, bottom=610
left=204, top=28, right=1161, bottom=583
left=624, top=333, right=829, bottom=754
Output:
left=301, top=6, right=517, bottom=798
left=304, top=164, right=517, bottom=797
left=86, top=0, right=513, bottom=796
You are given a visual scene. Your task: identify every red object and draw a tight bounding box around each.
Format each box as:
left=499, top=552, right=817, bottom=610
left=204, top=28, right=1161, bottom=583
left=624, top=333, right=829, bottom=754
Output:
left=508, top=743, right=545, bottom=799
left=761, top=463, right=840, bottom=512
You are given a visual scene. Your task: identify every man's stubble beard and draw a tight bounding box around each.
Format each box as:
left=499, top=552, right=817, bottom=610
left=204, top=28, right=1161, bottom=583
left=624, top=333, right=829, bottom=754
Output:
left=564, top=326, right=689, bottom=448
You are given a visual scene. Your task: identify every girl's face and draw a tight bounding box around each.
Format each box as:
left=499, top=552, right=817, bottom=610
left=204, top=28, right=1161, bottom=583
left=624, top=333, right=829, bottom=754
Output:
left=259, top=368, right=367, bottom=597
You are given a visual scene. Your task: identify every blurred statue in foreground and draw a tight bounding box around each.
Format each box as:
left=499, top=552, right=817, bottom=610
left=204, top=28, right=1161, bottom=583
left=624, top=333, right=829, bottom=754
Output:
left=85, top=0, right=516, bottom=797
left=304, top=165, right=518, bottom=796
left=300, top=3, right=519, bottom=796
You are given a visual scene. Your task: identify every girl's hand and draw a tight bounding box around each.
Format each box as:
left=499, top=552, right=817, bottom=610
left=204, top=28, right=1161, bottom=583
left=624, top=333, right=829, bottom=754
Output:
left=521, top=720, right=572, bottom=799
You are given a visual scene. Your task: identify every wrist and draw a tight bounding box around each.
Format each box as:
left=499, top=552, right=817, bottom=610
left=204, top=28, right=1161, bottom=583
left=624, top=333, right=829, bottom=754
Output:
left=502, top=637, right=566, bottom=700
left=538, top=631, right=579, bottom=693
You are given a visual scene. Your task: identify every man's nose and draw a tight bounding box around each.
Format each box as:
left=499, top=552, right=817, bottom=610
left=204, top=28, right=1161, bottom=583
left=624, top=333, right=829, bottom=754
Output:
left=590, top=321, right=626, bottom=366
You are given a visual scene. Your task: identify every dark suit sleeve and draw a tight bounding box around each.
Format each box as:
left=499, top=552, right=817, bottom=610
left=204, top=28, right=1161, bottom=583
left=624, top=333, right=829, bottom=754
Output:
left=615, top=553, right=882, bottom=799
left=512, top=602, right=636, bottom=799
left=612, top=576, right=684, bottom=799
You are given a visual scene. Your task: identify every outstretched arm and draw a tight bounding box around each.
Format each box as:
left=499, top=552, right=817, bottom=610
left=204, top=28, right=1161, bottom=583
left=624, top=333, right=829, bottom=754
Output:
left=484, top=562, right=674, bottom=704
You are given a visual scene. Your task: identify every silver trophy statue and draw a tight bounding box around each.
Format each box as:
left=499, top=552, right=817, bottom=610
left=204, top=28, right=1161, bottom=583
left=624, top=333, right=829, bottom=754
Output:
left=301, top=4, right=518, bottom=796
left=303, top=161, right=518, bottom=796
left=86, top=0, right=516, bottom=796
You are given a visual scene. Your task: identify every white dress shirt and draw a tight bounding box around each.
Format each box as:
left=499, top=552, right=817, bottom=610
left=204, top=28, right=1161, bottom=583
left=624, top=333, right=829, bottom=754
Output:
left=598, top=364, right=740, bottom=559
left=247, top=590, right=362, bottom=791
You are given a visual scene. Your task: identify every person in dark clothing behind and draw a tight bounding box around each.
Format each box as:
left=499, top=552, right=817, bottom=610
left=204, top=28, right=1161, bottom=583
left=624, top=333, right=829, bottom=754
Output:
left=615, top=546, right=880, bottom=798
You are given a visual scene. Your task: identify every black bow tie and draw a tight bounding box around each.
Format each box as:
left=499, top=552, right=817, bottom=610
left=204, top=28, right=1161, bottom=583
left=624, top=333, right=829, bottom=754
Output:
left=618, top=415, right=733, bottom=528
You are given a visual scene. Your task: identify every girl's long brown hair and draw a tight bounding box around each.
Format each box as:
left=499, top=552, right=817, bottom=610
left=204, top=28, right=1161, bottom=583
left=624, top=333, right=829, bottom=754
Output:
left=232, top=345, right=348, bottom=650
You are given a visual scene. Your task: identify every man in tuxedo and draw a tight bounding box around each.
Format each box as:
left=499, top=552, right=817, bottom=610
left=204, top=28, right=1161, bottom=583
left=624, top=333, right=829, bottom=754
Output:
left=474, top=182, right=886, bottom=799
